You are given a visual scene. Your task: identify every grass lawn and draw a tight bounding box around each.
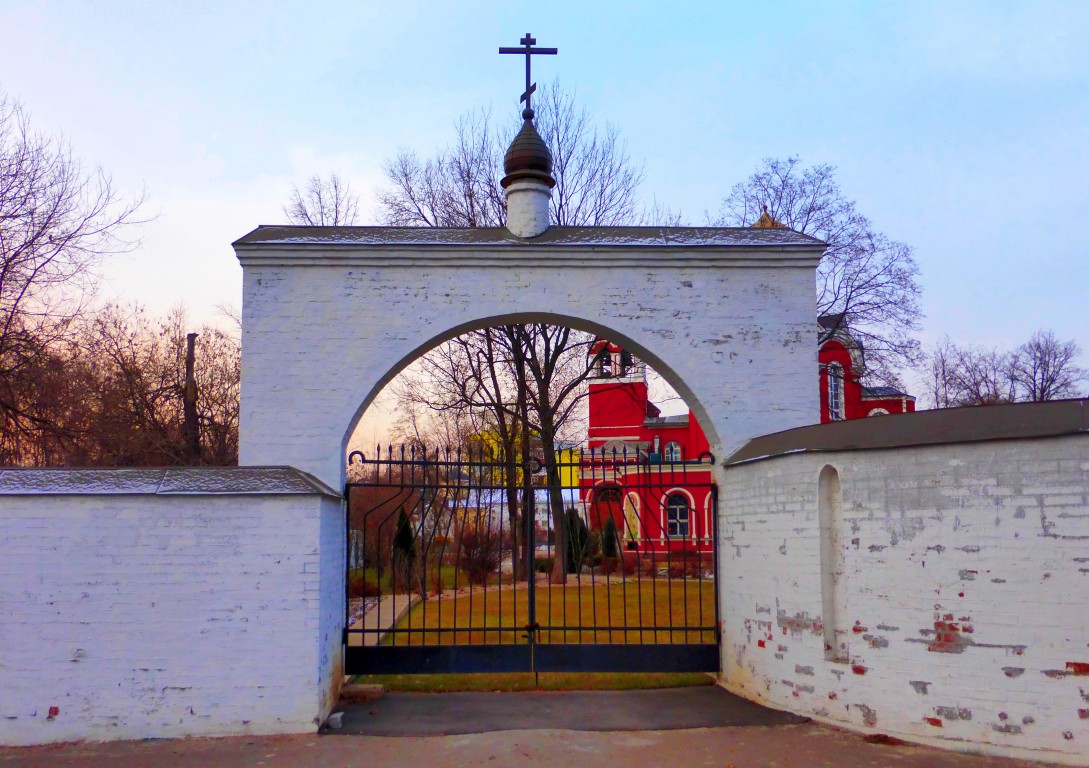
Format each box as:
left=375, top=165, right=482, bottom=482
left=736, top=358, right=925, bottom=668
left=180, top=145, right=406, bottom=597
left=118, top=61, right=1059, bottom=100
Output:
left=386, top=578, right=716, bottom=645
left=351, top=671, right=715, bottom=692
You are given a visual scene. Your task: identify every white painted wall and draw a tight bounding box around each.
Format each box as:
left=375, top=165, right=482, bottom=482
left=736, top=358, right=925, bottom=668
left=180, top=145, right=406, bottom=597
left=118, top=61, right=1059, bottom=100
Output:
left=719, top=434, right=1089, bottom=766
left=0, top=471, right=345, bottom=746
left=236, top=243, right=822, bottom=488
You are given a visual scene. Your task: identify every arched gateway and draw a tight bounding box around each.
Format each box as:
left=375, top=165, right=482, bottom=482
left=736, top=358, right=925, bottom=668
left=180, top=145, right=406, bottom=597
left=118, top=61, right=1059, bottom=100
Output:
left=233, top=223, right=824, bottom=674
left=233, top=110, right=824, bottom=679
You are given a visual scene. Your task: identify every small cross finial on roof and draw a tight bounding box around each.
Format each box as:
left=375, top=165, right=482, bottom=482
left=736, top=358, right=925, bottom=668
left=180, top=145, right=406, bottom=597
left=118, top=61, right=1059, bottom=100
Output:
left=499, top=33, right=557, bottom=119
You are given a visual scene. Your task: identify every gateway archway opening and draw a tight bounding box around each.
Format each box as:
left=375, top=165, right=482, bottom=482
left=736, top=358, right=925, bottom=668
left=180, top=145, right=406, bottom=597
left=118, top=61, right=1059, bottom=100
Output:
left=342, top=318, right=720, bottom=675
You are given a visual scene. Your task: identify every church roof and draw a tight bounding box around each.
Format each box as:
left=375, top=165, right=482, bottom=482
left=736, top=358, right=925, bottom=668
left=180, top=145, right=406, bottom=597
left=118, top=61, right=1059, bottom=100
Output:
left=645, top=414, right=689, bottom=427
left=234, top=225, right=826, bottom=248
left=862, top=385, right=911, bottom=399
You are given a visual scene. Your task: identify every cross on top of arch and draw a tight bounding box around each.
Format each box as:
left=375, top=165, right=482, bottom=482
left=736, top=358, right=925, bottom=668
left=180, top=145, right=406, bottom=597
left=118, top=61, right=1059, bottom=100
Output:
left=498, top=33, right=557, bottom=117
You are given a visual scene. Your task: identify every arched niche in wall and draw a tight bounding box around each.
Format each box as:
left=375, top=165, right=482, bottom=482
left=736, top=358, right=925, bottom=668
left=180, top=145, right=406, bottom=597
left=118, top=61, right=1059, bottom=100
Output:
left=818, top=464, right=847, bottom=662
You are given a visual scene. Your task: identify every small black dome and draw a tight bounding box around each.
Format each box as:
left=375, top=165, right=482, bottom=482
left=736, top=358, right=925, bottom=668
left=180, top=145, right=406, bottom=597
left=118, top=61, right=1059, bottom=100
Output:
left=501, top=118, right=554, bottom=187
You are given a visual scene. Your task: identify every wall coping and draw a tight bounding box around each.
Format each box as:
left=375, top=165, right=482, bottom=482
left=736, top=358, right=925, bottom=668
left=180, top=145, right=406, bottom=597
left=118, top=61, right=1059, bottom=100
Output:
left=0, top=466, right=340, bottom=498
left=726, top=398, right=1089, bottom=466
left=232, top=226, right=826, bottom=270
left=233, top=224, right=826, bottom=248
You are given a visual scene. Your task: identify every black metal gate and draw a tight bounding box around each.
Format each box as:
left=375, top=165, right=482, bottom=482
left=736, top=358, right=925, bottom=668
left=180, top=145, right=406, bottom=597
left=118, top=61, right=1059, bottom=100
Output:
left=344, top=446, right=719, bottom=674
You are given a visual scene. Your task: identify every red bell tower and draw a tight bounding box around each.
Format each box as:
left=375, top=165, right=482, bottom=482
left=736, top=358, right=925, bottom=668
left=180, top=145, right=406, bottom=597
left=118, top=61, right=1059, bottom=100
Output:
left=587, top=339, right=654, bottom=453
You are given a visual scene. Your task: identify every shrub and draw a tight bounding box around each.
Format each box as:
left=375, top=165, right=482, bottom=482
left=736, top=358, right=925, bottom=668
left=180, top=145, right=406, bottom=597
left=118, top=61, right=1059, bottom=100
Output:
left=348, top=574, right=381, bottom=598
left=601, top=516, right=620, bottom=560
left=458, top=526, right=502, bottom=585
left=391, top=508, right=418, bottom=593
left=564, top=508, right=589, bottom=573
left=535, top=556, right=554, bottom=573
left=586, top=528, right=602, bottom=558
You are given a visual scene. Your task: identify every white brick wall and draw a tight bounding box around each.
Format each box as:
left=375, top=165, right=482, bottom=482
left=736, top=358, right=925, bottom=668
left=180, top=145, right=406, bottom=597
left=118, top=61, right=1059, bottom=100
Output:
left=0, top=485, right=344, bottom=746
left=720, top=434, right=1089, bottom=765
left=237, top=247, right=821, bottom=488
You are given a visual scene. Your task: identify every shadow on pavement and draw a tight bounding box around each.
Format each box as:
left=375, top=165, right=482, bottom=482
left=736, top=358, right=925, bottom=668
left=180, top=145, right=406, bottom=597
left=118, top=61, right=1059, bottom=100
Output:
left=330, top=686, right=809, bottom=736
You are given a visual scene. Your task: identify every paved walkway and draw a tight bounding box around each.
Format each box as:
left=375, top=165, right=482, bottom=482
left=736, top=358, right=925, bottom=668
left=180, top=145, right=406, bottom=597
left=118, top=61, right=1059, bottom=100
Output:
left=0, top=724, right=1060, bottom=768
left=2, top=688, right=1065, bottom=767
left=334, top=686, right=807, bottom=735
left=347, top=593, right=417, bottom=647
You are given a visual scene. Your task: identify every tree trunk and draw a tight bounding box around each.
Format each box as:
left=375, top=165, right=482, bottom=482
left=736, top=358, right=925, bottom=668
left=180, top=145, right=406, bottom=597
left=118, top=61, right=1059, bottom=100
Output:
left=183, top=332, right=201, bottom=464
left=539, top=413, right=568, bottom=585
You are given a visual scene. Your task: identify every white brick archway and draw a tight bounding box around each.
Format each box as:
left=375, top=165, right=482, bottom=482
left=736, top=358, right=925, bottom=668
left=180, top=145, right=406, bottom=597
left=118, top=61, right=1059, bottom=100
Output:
left=233, top=226, right=825, bottom=489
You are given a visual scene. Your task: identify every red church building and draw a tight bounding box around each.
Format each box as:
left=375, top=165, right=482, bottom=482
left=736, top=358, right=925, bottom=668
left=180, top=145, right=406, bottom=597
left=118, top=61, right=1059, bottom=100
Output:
left=818, top=315, right=916, bottom=422
left=580, top=326, right=914, bottom=557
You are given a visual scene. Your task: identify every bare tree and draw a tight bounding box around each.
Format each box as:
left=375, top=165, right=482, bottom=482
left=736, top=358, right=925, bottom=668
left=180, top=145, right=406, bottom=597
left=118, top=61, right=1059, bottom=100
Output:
left=380, top=109, right=508, bottom=228
left=535, top=86, right=644, bottom=226
left=947, top=346, right=1017, bottom=406
left=283, top=172, right=360, bottom=226
left=715, top=157, right=922, bottom=383
left=377, top=81, right=677, bottom=228
left=390, top=324, right=610, bottom=582
left=923, top=330, right=1085, bottom=408
left=924, top=337, right=959, bottom=409
left=0, top=93, right=144, bottom=449
left=1010, top=330, right=1086, bottom=401
left=0, top=302, right=240, bottom=467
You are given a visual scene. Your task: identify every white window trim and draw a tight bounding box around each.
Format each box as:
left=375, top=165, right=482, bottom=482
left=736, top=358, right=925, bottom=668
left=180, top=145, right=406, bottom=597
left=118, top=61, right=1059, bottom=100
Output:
left=661, top=488, right=694, bottom=539
left=827, top=362, right=845, bottom=421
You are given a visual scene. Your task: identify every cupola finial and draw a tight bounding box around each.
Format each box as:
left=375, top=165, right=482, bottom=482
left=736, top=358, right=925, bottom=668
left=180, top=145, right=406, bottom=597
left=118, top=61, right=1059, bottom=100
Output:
left=498, top=33, right=558, bottom=238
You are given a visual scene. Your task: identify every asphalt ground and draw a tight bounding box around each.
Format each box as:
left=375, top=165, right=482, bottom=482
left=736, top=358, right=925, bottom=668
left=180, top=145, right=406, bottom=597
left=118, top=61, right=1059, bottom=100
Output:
left=0, top=689, right=1066, bottom=768
left=1, top=725, right=1061, bottom=768
left=331, top=686, right=808, bottom=735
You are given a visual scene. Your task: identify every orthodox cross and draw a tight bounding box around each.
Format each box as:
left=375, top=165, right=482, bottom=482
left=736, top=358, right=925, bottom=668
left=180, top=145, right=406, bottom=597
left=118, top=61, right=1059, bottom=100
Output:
left=499, top=33, right=557, bottom=116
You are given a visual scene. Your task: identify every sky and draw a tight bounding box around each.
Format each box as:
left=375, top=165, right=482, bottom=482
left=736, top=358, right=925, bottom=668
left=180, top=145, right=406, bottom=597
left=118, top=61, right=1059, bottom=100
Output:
left=2, top=0, right=1087, bottom=410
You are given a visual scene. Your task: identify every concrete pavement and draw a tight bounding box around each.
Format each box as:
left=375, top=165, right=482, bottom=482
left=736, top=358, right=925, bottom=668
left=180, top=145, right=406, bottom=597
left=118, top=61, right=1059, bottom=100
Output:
left=0, top=724, right=1060, bottom=768
left=0, top=677, right=1064, bottom=768
left=332, top=686, right=807, bottom=735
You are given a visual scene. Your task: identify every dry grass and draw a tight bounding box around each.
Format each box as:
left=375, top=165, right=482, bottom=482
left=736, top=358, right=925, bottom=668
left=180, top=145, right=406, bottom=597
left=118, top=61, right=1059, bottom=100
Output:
left=352, top=671, right=716, bottom=692
left=386, top=577, right=716, bottom=646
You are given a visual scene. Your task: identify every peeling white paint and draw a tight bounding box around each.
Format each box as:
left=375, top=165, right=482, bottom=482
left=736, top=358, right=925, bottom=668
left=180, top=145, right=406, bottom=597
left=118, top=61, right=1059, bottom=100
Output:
left=719, top=433, right=1089, bottom=766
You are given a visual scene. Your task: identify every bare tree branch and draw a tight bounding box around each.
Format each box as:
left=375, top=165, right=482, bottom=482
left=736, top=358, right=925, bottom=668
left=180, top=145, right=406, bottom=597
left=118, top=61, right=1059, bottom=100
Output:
left=923, top=330, right=1084, bottom=408
left=715, top=156, right=922, bottom=384
left=284, top=172, right=360, bottom=226
left=376, top=81, right=675, bottom=228
left=0, top=91, right=146, bottom=448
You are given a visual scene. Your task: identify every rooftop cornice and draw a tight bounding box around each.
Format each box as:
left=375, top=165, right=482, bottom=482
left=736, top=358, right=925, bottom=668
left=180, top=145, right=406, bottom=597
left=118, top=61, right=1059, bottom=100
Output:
left=234, top=244, right=825, bottom=269
left=0, top=466, right=340, bottom=498
left=233, top=225, right=827, bottom=248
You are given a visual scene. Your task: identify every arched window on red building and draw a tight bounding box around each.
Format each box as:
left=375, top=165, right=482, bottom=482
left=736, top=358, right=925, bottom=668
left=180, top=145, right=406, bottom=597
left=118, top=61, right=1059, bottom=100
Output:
left=666, top=493, right=690, bottom=539
left=827, top=362, right=845, bottom=421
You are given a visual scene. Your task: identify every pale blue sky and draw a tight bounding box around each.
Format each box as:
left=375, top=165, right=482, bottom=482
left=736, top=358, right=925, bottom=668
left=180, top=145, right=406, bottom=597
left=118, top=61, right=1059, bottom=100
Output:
left=2, top=1, right=1087, bottom=391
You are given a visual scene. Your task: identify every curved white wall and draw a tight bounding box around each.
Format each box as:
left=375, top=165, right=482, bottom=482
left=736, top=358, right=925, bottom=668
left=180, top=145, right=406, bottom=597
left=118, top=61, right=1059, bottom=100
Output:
left=720, top=433, right=1089, bottom=766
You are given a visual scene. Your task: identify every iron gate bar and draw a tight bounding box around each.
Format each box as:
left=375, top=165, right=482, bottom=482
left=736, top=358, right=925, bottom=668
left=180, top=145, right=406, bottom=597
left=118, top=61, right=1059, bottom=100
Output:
left=345, top=445, right=719, bottom=674
left=346, top=643, right=718, bottom=675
